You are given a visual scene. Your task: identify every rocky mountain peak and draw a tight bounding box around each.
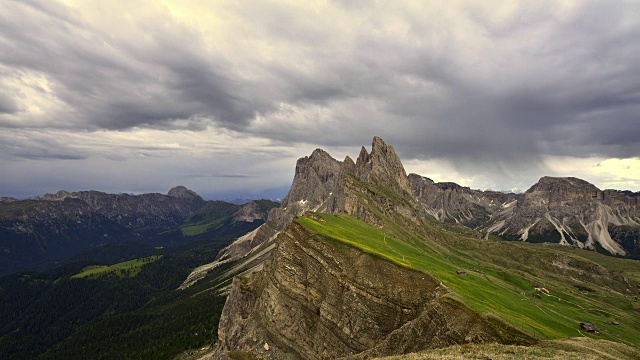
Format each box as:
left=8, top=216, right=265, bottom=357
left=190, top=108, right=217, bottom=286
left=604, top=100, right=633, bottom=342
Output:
left=309, top=148, right=333, bottom=161
left=355, top=136, right=412, bottom=195
left=372, top=135, right=388, bottom=151
left=356, top=145, right=370, bottom=164
left=281, top=149, right=342, bottom=212
left=341, top=155, right=356, bottom=174
left=525, top=176, right=601, bottom=203
left=167, top=186, right=203, bottom=201
left=40, top=190, right=76, bottom=201
left=528, top=176, right=599, bottom=193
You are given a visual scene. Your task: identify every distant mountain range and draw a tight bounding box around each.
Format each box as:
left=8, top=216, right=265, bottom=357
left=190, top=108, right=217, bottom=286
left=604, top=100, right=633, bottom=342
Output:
left=410, top=174, right=639, bottom=257
left=0, top=186, right=279, bottom=275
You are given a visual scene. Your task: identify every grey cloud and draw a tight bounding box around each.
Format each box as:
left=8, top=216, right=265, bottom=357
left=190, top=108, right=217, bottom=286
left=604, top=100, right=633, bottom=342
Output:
left=351, top=1, right=640, bottom=164
left=0, top=93, right=18, bottom=114
left=185, top=173, right=258, bottom=178
left=2, top=0, right=640, bottom=196
left=13, top=153, right=86, bottom=160
left=0, top=131, right=87, bottom=161
left=0, top=1, right=258, bottom=131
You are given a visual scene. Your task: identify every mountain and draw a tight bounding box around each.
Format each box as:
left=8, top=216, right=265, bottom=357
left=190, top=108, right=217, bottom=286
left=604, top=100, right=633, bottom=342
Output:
left=410, top=175, right=640, bottom=257
left=178, top=137, right=420, bottom=291
left=0, top=186, right=279, bottom=275
left=205, top=137, right=640, bottom=359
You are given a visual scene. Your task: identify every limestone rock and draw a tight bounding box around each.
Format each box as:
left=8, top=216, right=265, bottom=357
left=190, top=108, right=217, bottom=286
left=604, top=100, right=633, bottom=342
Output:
left=355, top=137, right=412, bottom=196
left=214, top=222, right=532, bottom=359
left=409, top=174, right=640, bottom=256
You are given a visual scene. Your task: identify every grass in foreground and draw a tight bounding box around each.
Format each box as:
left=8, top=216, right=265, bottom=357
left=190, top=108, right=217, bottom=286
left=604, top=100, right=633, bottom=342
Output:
left=297, top=213, right=640, bottom=347
left=71, top=255, right=163, bottom=279
left=374, top=337, right=640, bottom=360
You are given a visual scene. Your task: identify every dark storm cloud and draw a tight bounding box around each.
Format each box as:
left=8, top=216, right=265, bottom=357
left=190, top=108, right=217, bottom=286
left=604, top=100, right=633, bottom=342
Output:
left=0, top=0, right=258, bottom=131
left=290, top=0, right=640, bottom=166
left=1, top=0, right=640, bottom=195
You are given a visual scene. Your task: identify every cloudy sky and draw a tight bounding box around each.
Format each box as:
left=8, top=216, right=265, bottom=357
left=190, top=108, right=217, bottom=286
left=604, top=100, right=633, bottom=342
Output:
left=1, top=0, right=639, bottom=200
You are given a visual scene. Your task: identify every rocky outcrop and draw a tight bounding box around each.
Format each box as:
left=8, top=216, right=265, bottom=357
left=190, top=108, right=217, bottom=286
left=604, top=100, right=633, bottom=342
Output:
left=232, top=202, right=270, bottom=223
left=187, top=150, right=347, bottom=289
left=198, top=137, right=419, bottom=290
left=355, top=136, right=412, bottom=197
left=213, top=222, right=531, bottom=360
left=168, top=185, right=205, bottom=202
left=281, top=149, right=343, bottom=214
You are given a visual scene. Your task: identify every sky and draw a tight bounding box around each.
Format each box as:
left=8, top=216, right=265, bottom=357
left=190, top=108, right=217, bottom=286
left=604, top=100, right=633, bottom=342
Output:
left=1, top=0, right=639, bottom=200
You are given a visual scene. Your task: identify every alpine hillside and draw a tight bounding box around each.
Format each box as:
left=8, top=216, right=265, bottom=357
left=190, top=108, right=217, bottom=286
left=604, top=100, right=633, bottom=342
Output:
left=197, top=137, right=640, bottom=359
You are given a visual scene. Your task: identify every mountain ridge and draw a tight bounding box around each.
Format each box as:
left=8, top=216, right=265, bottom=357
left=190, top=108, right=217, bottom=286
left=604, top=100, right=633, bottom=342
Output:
left=205, top=136, right=640, bottom=359
left=0, top=187, right=278, bottom=275
left=185, top=139, right=640, bottom=295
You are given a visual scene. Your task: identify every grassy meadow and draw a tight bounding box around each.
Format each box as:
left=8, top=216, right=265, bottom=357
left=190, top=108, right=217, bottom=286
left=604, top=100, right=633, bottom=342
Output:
left=71, top=255, right=163, bottom=279
left=297, top=213, right=640, bottom=347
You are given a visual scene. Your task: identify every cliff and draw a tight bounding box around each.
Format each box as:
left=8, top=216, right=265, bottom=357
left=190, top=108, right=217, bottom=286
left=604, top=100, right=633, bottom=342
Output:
left=213, top=222, right=531, bottom=359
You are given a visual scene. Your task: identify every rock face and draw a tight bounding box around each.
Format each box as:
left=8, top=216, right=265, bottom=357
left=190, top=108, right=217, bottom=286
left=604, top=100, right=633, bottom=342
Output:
left=410, top=174, right=640, bottom=257
left=281, top=149, right=344, bottom=214
left=355, top=136, right=412, bottom=196
left=409, top=174, right=514, bottom=227
left=198, top=137, right=418, bottom=290
left=481, top=177, right=638, bottom=256
left=214, top=222, right=530, bottom=360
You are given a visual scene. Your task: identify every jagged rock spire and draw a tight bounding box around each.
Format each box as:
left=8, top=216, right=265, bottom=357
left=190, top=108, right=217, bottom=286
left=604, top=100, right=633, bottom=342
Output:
left=281, top=148, right=342, bottom=212
left=355, top=136, right=412, bottom=195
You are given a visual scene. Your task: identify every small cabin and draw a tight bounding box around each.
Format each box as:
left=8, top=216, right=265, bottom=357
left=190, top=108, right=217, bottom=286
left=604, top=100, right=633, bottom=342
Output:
left=580, top=322, right=599, bottom=334
left=456, top=270, right=467, bottom=276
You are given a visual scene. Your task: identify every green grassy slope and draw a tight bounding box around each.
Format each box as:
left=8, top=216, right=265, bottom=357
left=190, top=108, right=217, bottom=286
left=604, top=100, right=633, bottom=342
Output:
left=297, top=213, right=640, bottom=347
left=71, top=255, right=163, bottom=279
